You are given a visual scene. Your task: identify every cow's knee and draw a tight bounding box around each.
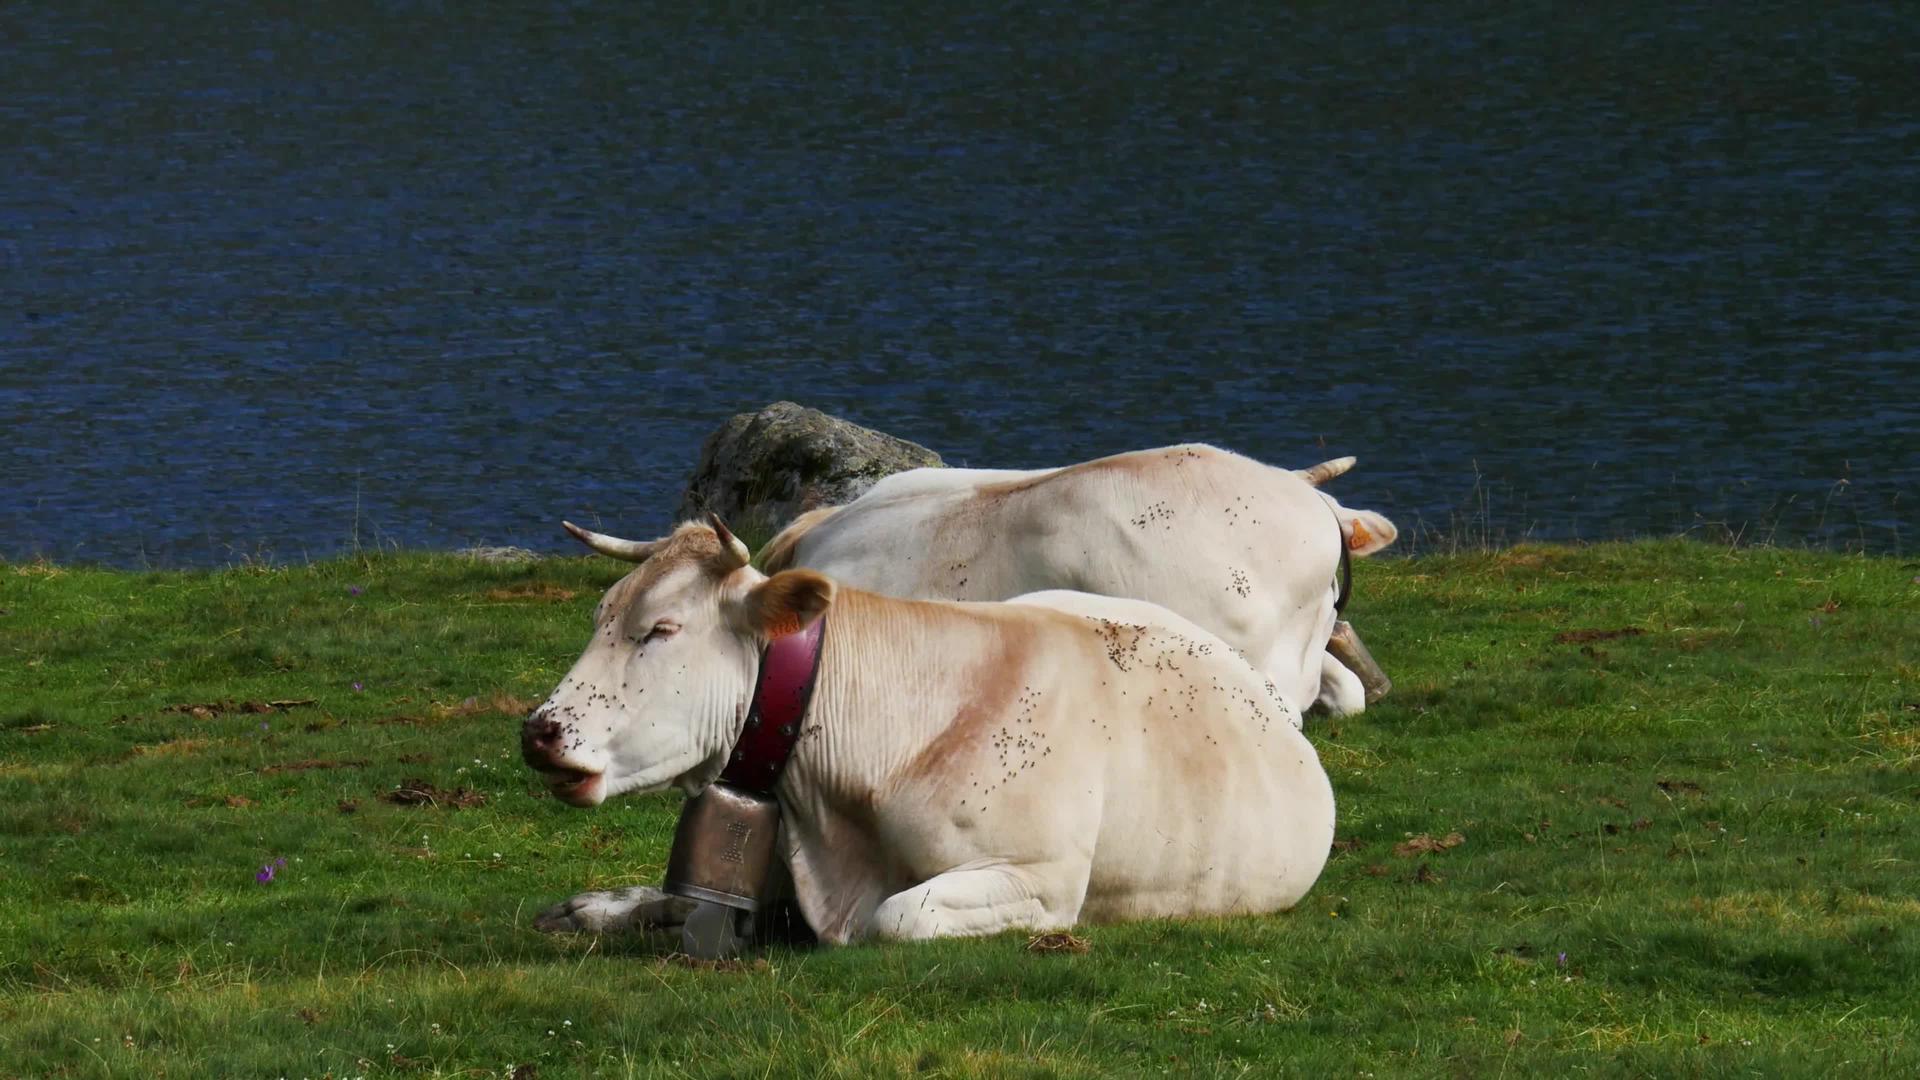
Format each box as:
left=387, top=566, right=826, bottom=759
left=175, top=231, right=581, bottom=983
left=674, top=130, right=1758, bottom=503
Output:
left=868, top=865, right=1077, bottom=942
left=532, top=885, right=695, bottom=934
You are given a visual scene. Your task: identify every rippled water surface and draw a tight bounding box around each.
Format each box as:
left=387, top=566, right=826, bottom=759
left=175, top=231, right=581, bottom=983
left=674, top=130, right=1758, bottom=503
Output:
left=4, top=1, right=1915, bottom=564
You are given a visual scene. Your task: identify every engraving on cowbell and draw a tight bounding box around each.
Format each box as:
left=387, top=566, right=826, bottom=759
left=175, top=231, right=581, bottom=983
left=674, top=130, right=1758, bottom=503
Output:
left=662, top=782, right=781, bottom=911
left=720, top=821, right=752, bottom=864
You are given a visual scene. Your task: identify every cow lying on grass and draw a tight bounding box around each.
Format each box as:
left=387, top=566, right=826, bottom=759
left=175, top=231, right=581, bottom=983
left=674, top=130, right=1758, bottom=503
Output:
left=525, top=518, right=1335, bottom=944
left=759, top=444, right=1398, bottom=717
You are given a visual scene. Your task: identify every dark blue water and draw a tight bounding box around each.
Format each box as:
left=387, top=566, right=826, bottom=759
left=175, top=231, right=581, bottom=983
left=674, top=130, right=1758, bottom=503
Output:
left=4, top=1, right=1915, bottom=565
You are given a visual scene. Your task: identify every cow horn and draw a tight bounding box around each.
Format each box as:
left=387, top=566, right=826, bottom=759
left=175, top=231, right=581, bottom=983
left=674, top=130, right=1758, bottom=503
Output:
left=562, top=521, right=663, bottom=562
left=707, top=513, right=752, bottom=571
left=1299, top=456, right=1356, bottom=486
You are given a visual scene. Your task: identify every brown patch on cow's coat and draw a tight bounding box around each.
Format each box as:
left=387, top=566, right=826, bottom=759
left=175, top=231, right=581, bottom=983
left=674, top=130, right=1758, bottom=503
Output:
left=900, top=619, right=1037, bottom=785
left=977, top=446, right=1199, bottom=500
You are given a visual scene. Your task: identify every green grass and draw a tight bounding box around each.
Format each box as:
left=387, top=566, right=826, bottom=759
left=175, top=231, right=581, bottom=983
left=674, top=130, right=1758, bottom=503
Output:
left=2, top=542, right=1916, bottom=1078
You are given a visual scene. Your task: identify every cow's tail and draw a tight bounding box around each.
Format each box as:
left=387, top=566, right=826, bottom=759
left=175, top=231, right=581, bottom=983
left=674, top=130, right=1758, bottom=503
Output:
left=758, top=505, right=842, bottom=573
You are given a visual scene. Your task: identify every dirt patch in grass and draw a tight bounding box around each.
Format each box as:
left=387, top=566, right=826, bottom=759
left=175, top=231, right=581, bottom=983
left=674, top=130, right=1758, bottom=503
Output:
left=1025, top=931, right=1091, bottom=954
left=659, top=954, right=769, bottom=974
left=433, top=693, right=541, bottom=719
left=383, top=778, right=487, bottom=808
left=183, top=793, right=256, bottom=808
left=1657, top=779, right=1706, bottom=798
left=259, top=758, right=369, bottom=774
left=1393, top=832, right=1467, bottom=857
left=166, top=699, right=316, bottom=719
left=482, top=583, right=579, bottom=603
left=1552, top=627, right=1645, bottom=645
left=133, top=738, right=212, bottom=757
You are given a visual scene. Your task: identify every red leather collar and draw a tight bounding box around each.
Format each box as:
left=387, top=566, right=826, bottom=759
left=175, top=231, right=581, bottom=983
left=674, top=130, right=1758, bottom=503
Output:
left=719, top=616, right=826, bottom=793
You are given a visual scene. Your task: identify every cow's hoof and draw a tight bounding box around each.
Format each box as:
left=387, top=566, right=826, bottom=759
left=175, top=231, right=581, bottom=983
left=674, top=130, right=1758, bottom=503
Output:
left=532, top=886, right=696, bottom=934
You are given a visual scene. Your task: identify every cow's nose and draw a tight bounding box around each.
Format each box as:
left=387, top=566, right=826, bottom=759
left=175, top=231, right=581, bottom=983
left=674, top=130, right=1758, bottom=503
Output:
left=521, top=711, right=564, bottom=766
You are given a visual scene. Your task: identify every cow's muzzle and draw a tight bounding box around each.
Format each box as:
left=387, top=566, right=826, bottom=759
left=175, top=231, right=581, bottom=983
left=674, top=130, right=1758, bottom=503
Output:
left=520, top=711, right=567, bottom=769
left=521, top=710, right=603, bottom=803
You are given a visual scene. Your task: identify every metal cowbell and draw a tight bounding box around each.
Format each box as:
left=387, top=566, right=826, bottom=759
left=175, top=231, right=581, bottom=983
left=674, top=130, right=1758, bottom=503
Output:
left=662, top=782, right=782, bottom=911
left=1326, top=620, right=1393, bottom=704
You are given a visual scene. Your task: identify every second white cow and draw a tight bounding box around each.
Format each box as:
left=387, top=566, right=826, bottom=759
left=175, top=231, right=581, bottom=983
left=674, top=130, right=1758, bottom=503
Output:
left=761, top=443, right=1398, bottom=717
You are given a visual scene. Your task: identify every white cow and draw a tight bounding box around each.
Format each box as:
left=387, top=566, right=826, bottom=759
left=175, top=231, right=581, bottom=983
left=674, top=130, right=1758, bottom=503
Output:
left=523, top=519, right=1335, bottom=944
left=759, top=444, right=1398, bottom=717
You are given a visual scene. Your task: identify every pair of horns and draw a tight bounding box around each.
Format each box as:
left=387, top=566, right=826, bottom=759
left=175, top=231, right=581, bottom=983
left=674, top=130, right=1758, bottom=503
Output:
left=561, top=513, right=751, bottom=570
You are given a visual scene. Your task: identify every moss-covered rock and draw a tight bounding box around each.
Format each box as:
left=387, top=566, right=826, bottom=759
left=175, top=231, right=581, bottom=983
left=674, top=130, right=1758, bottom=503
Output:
left=676, top=402, right=942, bottom=539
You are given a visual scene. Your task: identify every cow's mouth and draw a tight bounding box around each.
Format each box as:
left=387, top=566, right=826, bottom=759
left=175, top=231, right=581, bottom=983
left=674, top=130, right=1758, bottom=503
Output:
left=543, top=769, right=604, bottom=806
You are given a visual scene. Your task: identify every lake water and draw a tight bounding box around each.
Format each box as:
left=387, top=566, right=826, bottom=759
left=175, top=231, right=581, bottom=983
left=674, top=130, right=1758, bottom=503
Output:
left=3, top=1, right=1915, bottom=566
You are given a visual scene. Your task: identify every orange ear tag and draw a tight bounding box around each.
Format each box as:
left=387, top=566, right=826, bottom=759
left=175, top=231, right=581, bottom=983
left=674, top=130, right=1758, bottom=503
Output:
left=766, top=613, right=803, bottom=638
left=1347, top=519, right=1373, bottom=551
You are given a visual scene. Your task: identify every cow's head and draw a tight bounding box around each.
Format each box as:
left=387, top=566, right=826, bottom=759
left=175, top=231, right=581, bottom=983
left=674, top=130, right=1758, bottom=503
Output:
left=521, top=515, right=835, bottom=807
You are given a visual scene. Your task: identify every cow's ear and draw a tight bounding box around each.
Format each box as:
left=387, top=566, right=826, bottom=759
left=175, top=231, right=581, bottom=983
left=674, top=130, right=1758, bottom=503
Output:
left=743, top=570, right=836, bottom=638
left=1341, top=510, right=1399, bottom=557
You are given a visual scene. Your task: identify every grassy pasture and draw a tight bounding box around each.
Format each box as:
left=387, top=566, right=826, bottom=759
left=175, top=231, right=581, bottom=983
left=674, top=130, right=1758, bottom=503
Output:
left=1, top=541, right=1915, bottom=1078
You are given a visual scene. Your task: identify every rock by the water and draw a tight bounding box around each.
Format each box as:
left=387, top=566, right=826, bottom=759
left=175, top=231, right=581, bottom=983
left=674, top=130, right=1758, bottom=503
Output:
left=677, top=402, right=943, bottom=540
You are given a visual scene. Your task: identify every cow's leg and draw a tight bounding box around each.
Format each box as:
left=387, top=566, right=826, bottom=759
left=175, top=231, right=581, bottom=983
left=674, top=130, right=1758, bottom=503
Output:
left=1314, top=652, right=1366, bottom=717
left=532, top=885, right=696, bottom=934
left=866, top=861, right=1087, bottom=942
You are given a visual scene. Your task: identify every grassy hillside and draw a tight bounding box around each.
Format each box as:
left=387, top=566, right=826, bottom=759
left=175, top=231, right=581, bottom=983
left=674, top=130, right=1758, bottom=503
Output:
left=1, top=542, right=1915, bottom=1077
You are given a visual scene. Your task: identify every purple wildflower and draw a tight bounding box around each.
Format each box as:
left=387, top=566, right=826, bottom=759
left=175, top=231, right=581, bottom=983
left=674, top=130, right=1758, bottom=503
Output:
left=256, top=863, right=276, bottom=884
left=348, top=585, right=363, bottom=596
left=1557, top=951, right=1567, bottom=968
left=275, top=857, right=287, bottom=869
left=352, top=681, right=364, bottom=692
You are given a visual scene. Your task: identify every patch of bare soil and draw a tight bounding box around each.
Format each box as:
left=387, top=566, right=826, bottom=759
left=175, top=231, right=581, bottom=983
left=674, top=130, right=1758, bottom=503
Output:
left=659, top=955, right=768, bottom=974
left=183, top=793, right=256, bottom=808
left=1393, top=832, right=1467, bottom=857
left=1657, top=779, right=1706, bottom=798
left=383, top=778, right=487, bottom=808
left=1025, top=931, right=1091, bottom=954
left=483, top=583, right=579, bottom=603
left=1552, top=627, right=1644, bottom=645
left=259, top=758, right=369, bottom=774
left=166, top=699, right=316, bottom=719
left=433, top=693, right=542, bottom=719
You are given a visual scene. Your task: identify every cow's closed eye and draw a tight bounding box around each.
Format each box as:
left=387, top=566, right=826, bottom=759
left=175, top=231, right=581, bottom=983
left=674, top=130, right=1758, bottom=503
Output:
left=643, top=620, right=680, bottom=644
